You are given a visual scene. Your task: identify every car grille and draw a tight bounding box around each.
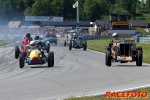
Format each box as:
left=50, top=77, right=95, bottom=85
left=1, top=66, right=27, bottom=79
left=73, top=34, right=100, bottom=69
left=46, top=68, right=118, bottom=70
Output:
left=119, top=44, right=129, bottom=56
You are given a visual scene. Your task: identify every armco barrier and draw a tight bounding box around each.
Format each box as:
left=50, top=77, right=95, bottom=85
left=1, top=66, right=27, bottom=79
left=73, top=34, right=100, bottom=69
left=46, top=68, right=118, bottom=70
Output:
left=139, top=37, right=150, bottom=43
left=83, top=35, right=111, bottom=40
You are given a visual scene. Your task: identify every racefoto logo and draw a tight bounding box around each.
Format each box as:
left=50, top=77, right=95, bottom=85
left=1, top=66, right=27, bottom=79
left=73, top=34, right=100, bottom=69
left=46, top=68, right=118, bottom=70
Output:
left=106, top=91, right=148, bottom=99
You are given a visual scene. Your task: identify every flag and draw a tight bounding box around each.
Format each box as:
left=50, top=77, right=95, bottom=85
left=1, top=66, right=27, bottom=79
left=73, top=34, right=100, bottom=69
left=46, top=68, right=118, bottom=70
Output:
left=73, top=1, right=78, bottom=8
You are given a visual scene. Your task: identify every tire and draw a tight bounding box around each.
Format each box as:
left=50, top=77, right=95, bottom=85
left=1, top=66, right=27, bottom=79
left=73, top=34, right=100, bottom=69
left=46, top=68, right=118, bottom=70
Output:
left=106, top=50, right=111, bottom=66
left=83, top=41, right=87, bottom=51
left=19, top=53, right=24, bottom=68
left=69, top=43, right=72, bottom=50
left=55, top=41, right=57, bottom=46
left=15, top=46, right=20, bottom=59
left=64, top=41, right=66, bottom=46
left=136, top=50, right=142, bottom=66
left=46, top=45, right=50, bottom=53
left=48, top=52, right=53, bottom=67
left=51, top=51, right=54, bottom=67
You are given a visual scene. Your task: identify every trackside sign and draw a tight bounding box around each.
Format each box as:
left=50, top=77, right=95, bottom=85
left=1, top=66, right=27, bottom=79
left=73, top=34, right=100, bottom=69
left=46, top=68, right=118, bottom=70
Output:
left=25, top=16, right=63, bottom=22
left=112, top=21, right=129, bottom=25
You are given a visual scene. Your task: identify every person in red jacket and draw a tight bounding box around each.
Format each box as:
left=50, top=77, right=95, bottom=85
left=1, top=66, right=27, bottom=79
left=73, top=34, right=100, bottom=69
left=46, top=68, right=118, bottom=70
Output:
left=22, top=33, right=33, bottom=45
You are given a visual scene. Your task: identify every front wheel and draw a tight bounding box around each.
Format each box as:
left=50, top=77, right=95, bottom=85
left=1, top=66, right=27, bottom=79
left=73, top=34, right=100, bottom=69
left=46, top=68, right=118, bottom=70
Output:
left=15, top=46, right=20, bottom=59
left=136, top=50, right=142, bottom=66
left=106, top=50, right=111, bottom=66
left=48, top=52, right=54, bottom=67
left=19, top=53, right=24, bottom=68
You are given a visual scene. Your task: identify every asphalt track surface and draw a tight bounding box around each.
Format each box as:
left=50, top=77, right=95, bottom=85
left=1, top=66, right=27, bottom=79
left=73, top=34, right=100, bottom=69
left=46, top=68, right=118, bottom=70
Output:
left=0, top=41, right=150, bottom=100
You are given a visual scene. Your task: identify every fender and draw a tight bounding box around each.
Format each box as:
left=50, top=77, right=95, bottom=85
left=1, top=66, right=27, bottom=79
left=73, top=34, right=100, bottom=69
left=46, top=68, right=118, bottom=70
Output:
left=136, top=46, right=142, bottom=50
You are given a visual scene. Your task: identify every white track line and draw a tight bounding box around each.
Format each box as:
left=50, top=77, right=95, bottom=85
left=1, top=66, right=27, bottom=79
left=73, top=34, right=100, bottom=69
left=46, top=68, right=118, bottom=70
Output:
left=87, top=49, right=105, bottom=55
left=60, top=84, right=150, bottom=100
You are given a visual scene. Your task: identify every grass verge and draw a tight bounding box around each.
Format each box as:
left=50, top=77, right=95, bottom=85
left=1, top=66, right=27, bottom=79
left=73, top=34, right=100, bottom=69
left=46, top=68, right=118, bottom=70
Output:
left=66, top=87, right=150, bottom=100
left=0, top=40, right=15, bottom=46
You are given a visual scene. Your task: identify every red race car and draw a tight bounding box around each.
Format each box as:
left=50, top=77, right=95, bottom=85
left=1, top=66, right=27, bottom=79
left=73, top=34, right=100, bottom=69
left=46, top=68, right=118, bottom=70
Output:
left=15, top=37, right=32, bottom=59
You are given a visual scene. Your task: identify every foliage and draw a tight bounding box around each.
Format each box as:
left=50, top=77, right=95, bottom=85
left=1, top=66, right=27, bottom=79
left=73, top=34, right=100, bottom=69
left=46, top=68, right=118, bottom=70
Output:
left=0, top=0, right=150, bottom=23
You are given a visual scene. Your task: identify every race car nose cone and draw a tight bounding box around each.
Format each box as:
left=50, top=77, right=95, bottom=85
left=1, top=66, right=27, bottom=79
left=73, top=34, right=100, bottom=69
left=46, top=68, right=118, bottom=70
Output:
left=31, top=57, right=38, bottom=62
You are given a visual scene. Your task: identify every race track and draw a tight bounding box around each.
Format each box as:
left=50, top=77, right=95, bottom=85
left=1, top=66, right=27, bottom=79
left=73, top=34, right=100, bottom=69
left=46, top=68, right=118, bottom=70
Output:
left=0, top=41, right=150, bottom=100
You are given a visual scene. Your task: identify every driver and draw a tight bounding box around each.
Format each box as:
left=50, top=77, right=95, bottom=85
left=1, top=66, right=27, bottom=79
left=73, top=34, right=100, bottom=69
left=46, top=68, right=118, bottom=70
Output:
left=22, top=33, right=33, bottom=44
left=73, top=33, right=77, bottom=39
left=109, top=32, right=120, bottom=46
left=112, top=32, right=119, bottom=40
left=34, top=33, right=43, bottom=40
left=27, top=41, right=44, bottom=57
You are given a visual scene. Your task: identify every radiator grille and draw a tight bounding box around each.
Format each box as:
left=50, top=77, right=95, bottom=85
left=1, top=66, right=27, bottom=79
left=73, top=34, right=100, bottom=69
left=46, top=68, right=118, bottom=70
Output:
left=120, top=44, right=129, bottom=56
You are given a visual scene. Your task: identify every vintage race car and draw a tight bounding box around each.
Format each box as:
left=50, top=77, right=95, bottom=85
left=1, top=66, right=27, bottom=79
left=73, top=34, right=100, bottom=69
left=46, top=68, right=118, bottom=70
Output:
left=19, top=48, right=54, bottom=68
left=69, top=35, right=87, bottom=51
left=15, top=38, right=32, bottom=59
left=34, top=38, right=50, bottom=53
left=105, top=38, right=143, bottom=66
left=64, top=36, right=72, bottom=46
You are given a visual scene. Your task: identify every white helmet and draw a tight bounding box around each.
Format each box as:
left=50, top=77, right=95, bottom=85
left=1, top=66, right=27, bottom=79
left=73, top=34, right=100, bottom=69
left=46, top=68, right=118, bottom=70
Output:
left=73, top=33, right=76, bottom=36
left=30, top=41, right=35, bottom=46
left=112, top=32, right=118, bottom=37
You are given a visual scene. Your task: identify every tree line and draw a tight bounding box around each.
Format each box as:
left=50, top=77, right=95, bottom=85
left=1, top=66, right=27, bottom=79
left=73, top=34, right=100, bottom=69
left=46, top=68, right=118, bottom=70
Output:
left=0, top=0, right=149, bottom=24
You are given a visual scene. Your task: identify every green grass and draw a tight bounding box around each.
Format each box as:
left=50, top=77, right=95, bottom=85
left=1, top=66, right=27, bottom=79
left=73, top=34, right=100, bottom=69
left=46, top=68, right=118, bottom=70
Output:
left=0, top=40, right=15, bottom=46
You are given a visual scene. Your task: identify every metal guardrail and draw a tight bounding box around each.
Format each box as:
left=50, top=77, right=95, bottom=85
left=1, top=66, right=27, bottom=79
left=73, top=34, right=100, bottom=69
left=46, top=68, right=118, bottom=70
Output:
left=139, top=37, right=150, bottom=43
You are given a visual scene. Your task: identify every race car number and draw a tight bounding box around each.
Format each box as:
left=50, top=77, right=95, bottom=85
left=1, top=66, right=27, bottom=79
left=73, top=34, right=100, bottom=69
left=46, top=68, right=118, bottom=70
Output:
left=117, top=57, right=124, bottom=60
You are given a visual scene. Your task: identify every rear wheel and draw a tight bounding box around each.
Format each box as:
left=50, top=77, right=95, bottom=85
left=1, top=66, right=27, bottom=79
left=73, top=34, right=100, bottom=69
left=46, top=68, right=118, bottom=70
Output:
left=69, top=42, right=72, bottom=50
left=83, top=41, right=87, bottom=51
left=136, top=50, right=142, bottom=66
left=15, top=46, right=20, bottom=59
left=48, top=52, right=53, bottom=67
left=64, top=41, right=66, bottom=46
left=19, top=53, right=24, bottom=68
left=46, top=45, right=50, bottom=53
left=106, top=50, right=111, bottom=66
left=51, top=51, right=54, bottom=66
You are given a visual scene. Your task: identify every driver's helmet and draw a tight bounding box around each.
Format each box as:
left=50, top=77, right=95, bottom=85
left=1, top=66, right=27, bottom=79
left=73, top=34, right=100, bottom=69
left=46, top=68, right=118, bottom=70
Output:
left=26, top=33, right=31, bottom=39
left=35, top=34, right=40, bottom=40
left=30, top=41, right=35, bottom=46
left=112, top=32, right=118, bottom=38
left=73, top=33, right=76, bottom=36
